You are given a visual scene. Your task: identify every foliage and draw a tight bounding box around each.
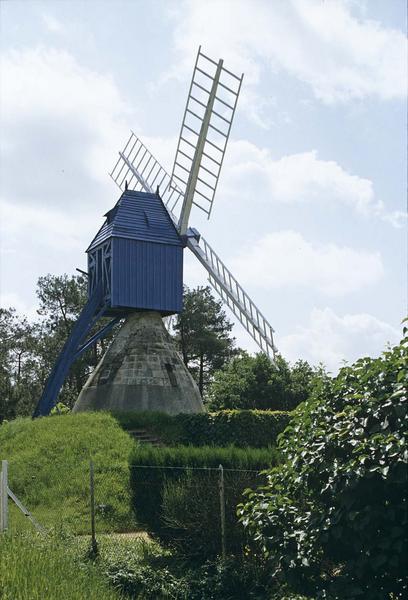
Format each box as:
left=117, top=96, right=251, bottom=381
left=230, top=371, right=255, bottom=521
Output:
left=173, top=286, right=236, bottom=395
left=129, top=444, right=278, bottom=559
left=50, top=401, right=71, bottom=415
left=208, top=353, right=321, bottom=411
left=98, top=535, right=305, bottom=599
left=34, top=274, right=91, bottom=408
left=0, top=274, right=118, bottom=418
left=99, top=535, right=186, bottom=599
left=34, top=273, right=121, bottom=409
left=182, top=558, right=308, bottom=600
left=0, top=531, right=123, bottom=600
left=0, top=307, right=42, bottom=421
left=0, top=412, right=136, bottom=533
left=238, top=330, right=408, bottom=599
left=115, top=409, right=290, bottom=448
left=114, top=410, right=180, bottom=440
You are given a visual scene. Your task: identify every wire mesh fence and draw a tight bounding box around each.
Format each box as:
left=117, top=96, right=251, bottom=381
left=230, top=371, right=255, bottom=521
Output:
left=1, top=458, right=266, bottom=558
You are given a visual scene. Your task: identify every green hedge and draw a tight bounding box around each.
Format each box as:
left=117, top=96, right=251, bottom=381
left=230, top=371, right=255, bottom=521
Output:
left=129, top=444, right=278, bottom=558
left=115, top=409, right=290, bottom=448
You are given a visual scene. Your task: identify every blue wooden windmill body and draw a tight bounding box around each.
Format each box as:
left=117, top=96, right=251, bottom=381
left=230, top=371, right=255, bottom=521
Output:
left=33, top=189, right=184, bottom=417
left=87, top=190, right=183, bottom=315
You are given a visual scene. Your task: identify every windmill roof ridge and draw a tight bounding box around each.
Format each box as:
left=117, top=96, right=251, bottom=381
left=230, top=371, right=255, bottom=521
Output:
left=87, top=190, right=183, bottom=251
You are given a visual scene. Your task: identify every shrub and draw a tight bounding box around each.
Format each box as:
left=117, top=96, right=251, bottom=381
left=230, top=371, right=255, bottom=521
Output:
left=181, top=557, right=280, bottom=600
left=208, top=353, right=319, bottom=411
left=239, top=329, right=408, bottom=599
left=98, top=535, right=289, bottom=599
left=129, top=445, right=278, bottom=558
left=115, top=409, right=290, bottom=448
left=101, top=539, right=185, bottom=598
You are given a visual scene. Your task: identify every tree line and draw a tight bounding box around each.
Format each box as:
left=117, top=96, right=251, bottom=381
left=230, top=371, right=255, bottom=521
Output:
left=0, top=273, right=324, bottom=421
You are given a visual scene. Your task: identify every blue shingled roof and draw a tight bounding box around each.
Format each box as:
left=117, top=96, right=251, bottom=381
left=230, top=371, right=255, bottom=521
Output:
left=87, top=190, right=182, bottom=251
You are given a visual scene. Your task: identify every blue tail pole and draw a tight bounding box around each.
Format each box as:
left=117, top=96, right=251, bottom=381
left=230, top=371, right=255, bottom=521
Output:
left=33, top=284, right=106, bottom=417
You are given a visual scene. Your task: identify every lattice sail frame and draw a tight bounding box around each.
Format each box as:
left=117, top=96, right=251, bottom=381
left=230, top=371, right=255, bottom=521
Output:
left=110, top=132, right=183, bottom=214
left=186, top=235, right=276, bottom=357
left=170, top=47, right=243, bottom=234
left=110, top=136, right=277, bottom=358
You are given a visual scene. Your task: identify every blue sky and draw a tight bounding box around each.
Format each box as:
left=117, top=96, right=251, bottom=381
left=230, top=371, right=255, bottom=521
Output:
left=0, top=0, right=406, bottom=371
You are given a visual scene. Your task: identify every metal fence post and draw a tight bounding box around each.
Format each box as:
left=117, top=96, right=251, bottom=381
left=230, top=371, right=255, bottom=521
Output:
left=1, top=460, right=9, bottom=532
left=218, top=463, right=226, bottom=560
left=89, top=460, right=98, bottom=555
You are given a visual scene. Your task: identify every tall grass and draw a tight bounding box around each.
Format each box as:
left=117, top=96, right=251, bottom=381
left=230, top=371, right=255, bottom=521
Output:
left=129, top=442, right=280, bottom=469
left=0, top=532, right=123, bottom=600
left=129, top=444, right=279, bottom=555
left=0, top=413, right=137, bottom=533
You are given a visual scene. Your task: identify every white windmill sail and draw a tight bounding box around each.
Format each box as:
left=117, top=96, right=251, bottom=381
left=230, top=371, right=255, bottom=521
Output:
left=186, top=233, right=276, bottom=357
left=111, top=136, right=277, bottom=359
left=110, top=132, right=183, bottom=215
left=170, top=47, right=243, bottom=235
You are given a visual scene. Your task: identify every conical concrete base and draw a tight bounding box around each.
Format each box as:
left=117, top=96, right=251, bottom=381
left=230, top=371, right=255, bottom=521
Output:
left=73, top=311, right=204, bottom=415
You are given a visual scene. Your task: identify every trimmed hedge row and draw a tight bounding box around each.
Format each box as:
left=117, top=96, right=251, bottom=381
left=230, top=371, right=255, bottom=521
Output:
left=129, top=444, right=279, bottom=558
left=115, top=409, right=291, bottom=448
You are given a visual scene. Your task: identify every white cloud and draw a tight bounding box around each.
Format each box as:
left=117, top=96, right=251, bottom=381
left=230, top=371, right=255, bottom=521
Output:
left=170, top=0, right=407, bottom=108
left=0, top=197, right=93, bottom=323
left=230, top=230, right=383, bottom=296
left=183, top=249, right=209, bottom=289
left=280, top=307, right=401, bottom=371
left=42, top=14, right=63, bottom=33
left=0, top=198, right=90, bottom=250
left=0, top=47, right=126, bottom=124
left=0, top=47, right=133, bottom=206
left=142, top=135, right=179, bottom=177
left=222, top=140, right=404, bottom=226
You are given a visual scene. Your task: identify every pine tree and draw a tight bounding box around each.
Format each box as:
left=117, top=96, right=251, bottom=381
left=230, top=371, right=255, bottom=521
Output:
left=172, top=286, right=236, bottom=396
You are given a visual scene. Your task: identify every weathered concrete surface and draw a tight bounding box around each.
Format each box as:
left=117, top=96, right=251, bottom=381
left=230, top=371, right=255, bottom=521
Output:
left=73, top=311, right=203, bottom=415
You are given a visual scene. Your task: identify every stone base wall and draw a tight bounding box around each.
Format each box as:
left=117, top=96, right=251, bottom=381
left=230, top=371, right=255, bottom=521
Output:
left=73, top=311, right=203, bottom=415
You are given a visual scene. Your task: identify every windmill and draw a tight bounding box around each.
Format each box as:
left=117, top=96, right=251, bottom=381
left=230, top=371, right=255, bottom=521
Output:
left=33, top=47, right=277, bottom=418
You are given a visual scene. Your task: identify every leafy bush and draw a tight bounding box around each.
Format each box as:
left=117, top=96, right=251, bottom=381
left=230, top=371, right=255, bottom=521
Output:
left=50, top=401, right=71, bottom=415
left=100, top=537, right=185, bottom=598
left=114, top=410, right=180, bottom=441
left=208, top=353, right=320, bottom=411
left=115, top=409, right=290, bottom=448
left=181, top=557, right=279, bottom=600
left=129, top=445, right=278, bottom=558
left=239, top=330, right=408, bottom=599
left=98, top=535, right=298, bottom=599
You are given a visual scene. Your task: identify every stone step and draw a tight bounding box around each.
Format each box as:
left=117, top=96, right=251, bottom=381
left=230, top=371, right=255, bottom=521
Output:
left=128, top=432, right=158, bottom=440
left=127, top=428, right=164, bottom=447
left=127, top=428, right=150, bottom=434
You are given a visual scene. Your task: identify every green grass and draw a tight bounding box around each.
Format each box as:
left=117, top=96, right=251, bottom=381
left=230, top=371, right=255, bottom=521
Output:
left=0, top=412, right=137, bottom=533
left=129, top=441, right=280, bottom=468
left=0, top=531, right=124, bottom=600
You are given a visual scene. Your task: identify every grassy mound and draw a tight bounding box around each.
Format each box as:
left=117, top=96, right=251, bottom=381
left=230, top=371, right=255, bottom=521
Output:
left=0, top=413, right=136, bottom=533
